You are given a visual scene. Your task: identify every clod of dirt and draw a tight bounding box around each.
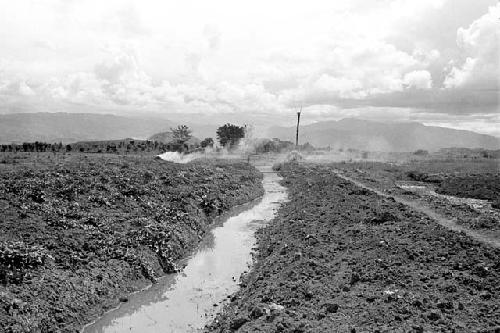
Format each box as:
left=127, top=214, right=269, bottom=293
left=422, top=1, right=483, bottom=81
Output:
left=427, top=310, right=441, bottom=321
left=367, top=212, right=398, bottom=225
left=230, top=317, right=249, bottom=330
left=322, top=302, right=339, bottom=313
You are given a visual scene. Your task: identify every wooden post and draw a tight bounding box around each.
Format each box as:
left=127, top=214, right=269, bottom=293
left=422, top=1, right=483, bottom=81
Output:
left=295, top=106, right=302, bottom=148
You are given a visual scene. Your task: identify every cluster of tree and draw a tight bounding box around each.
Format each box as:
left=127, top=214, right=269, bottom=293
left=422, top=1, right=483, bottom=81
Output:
left=201, top=138, right=214, bottom=148
left=165, top=123, right=247, bottom=151
left=71, top=139, right=163, bottom=154
left=0, top=142, right=65, bottom=153
left=167, top=123, right=246, bottom=152
left=216, top=123, right=246, bottom=148
left=1, top=139, right=168, bottom=154
left=0, top=123, right=250, bottom=155
left=413, top=149, right=429, bottom=156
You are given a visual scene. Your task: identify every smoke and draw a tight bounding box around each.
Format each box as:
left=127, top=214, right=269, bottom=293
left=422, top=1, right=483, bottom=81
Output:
left=158, top=151, right=205, bottom=164
left=157, top=145, right=249, bottom=164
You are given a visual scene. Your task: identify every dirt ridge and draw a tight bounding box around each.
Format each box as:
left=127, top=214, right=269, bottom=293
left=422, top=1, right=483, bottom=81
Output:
left=207, top=163, right=499, bottom=332
left=0, top=154, right=264, bottom=333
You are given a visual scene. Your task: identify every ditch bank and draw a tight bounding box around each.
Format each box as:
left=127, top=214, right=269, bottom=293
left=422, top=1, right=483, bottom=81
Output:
left=0, top=154, right=264, bottom=333
left=207, top=163, right=500, bottom=332
left=83, top=165, right=287, bottom=332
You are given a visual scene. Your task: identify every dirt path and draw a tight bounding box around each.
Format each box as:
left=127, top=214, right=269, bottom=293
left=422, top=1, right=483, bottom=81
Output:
left=333, top=170, right=500, bottom=249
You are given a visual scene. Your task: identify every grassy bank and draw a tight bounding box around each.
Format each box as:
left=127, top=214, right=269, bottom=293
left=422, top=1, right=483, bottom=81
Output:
left=207, top=163, right=499, bottom=332
left=0, top=153, right=264, bottom=333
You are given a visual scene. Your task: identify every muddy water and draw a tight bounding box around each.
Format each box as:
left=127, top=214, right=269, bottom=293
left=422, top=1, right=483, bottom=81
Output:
left=83, top=166, right=287, bottom=333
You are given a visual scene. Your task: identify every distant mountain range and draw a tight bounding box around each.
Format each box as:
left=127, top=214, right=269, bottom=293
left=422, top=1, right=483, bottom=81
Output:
left=270, top=118, right=500, bottom=152
left=2, top=113, right=498, bottom=151
left=0, top=113, right=175, bottom=144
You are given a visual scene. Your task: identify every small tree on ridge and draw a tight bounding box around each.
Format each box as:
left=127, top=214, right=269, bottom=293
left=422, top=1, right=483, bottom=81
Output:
left=216, top=123, right=245, bottom=148
left=171, top=125, right=192, bottom=144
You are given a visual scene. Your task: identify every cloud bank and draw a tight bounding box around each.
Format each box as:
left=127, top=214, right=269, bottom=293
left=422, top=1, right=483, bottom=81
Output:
left=0, top=0, right=498, bottom=135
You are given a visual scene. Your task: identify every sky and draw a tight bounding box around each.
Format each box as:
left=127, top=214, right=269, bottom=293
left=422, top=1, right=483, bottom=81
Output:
left=0, top=0, right=499, bottom=135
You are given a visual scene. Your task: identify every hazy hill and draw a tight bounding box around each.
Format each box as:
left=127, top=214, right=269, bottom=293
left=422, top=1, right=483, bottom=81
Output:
left=148, top=131, right=175, bottom=143
left=147, top=131, right=201, bottom=146
left=270, top=118, right=500, bottom=152
left=0, top=113, right=174, bottom=144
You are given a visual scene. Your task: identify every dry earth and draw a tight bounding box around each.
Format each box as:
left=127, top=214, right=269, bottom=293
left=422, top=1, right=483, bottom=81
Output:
left=334, top=160, right=500, bottom=238
left=207, top=163, right=499, bottom=333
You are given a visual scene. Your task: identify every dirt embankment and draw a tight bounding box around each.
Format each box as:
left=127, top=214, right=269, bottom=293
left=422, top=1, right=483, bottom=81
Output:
left=207, top=163, right=499, bottom=332
left=434, top=175, right=500, bottom=209
left=0, top=154, right=264, bottom=333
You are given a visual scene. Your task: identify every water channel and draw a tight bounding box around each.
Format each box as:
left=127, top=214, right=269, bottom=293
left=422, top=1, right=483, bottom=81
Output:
left=83, top=166, right=287, bottom=333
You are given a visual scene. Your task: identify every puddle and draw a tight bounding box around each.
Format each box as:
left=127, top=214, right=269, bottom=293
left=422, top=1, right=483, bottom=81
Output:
left=83, top=166, right=287, bottom=333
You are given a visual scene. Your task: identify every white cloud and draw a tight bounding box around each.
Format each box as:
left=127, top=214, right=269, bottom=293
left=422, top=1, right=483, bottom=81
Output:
left=404, top=70, right=433, bottom=89
left=0, top=75, right=36, bottom=97
left=444, top=57, right=477, bottom=88
left=444, top=3, right=500, bottom=89
left=0, top=0, right=498, bottom=135
left=313, top=75, right=364, bottom=99
left=18, top=81, right=36, bottom=96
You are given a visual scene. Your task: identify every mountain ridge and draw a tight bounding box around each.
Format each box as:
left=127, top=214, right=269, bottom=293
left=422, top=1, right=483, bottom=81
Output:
left=270, top=118, right=500, bottom=152
left=0, top=112, right=175, bottom=144
left=2, top=113, right=498, bottom=151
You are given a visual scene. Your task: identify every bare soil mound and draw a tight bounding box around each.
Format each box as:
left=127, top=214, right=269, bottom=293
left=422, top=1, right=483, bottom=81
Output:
left=207, top=163, right=499, bottom=332
left=0, top=154, right=264, bottom=333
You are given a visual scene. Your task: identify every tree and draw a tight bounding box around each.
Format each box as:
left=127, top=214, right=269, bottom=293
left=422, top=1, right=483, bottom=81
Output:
left=413, top=149, right=429, bottom=156
left=201, top=137, right=214, bottom=148
left=171, top=125, right=192, bottom=144
left=216, top=123, right=245, bottom=148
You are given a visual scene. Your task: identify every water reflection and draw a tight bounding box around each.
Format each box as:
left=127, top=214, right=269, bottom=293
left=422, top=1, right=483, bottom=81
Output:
left=83, top=167, right=287, bottom=333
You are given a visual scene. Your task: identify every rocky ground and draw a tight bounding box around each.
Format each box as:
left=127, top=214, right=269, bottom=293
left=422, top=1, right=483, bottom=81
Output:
left=0, top=153, right=264, bottom=333
left=207, top=163, right=499, bottom=332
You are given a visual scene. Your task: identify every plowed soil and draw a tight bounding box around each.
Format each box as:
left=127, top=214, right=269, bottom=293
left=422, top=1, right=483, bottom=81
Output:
left=0, top=154, right=264, bottom=333
left=207, top=163, right=500, bottom=333
left=332, top=160, right=500, bottom=235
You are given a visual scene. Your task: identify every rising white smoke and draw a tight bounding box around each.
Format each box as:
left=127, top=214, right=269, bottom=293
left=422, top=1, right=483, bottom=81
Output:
left=158, top=151, right=205, bottom=163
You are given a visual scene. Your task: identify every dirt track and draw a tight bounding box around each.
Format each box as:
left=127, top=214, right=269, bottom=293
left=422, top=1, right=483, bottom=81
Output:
left=207, top=163, right=500, bottom=332
left=332, top=161, right=500, bottom=241
left=333, top=171, right=500, bottom=249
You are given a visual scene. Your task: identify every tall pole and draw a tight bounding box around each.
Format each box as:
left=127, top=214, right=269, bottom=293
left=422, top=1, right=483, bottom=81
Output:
left=295, top=106, right=302, bottom=148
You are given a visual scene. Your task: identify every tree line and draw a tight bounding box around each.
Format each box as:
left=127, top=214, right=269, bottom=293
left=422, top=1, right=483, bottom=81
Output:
left=169, top=123, right=246, bottom=149
left=0, top=123, right=248, bottom=154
